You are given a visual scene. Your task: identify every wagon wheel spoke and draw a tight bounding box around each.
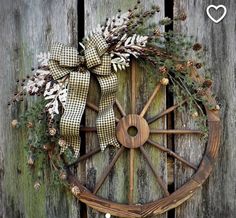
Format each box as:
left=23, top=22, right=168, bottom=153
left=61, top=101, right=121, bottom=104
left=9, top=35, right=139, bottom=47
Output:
left=129, top=148, right=135, bottom=204
left=67, top=147, right=101, bottom=167
left=86, top=102, right=99, bottom=112
left=147, top=99, right=187, bottom=124
left=128, top=60, right=137, bottom=204
left=147, top=139, right=197, bottom=170
left=115, top=99, right=126, bottom=117
left=139, top=83, right=162, bottom=118
left=131, top=60, right=136, bottom=114
left=139, top=145, right=169, bottom=197
left=93, top=146, right=125, bottom=194
left=86, top=102, right=119, bottom=122
left=150, top=129, right=203, bottom=135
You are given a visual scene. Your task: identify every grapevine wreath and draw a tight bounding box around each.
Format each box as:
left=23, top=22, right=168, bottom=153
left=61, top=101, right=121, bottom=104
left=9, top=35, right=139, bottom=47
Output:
left=9, top=2, right=220, bottom=217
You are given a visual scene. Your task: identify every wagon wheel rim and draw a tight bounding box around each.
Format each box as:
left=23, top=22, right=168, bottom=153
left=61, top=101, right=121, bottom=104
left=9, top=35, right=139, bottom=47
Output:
left=66, top=61, right=220, bottom=218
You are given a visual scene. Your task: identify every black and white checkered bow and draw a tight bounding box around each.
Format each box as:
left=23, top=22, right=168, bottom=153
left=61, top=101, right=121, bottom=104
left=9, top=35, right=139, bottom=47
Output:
left=49, top=34, right=120, bottom=157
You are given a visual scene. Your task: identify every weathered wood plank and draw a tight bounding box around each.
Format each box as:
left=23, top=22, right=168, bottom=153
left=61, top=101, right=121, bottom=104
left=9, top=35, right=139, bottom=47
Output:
left=174, top=0, right=236, bottom=217
left=84, top=2, right=134, bottom=217
left=134, top=62, right=167, bottom=210
left=84, top=1, right=166, bottom=217
left=173, top=1, right=206, bottom=216
left=0, top=0, right=78, bottom=217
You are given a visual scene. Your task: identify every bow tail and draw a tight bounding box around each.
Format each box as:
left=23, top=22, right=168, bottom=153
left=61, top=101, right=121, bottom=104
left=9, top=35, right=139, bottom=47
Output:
left=96, top=73, right=120, bottom=151
left=60, top=71, right=90, bottom=157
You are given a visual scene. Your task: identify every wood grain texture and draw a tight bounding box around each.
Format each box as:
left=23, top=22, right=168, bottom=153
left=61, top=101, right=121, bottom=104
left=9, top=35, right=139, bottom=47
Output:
left=174, top=0, right=235, bottom=217
left=0, top=0, right=78, bottom=217
left=84, top=0, right=166, bottom=217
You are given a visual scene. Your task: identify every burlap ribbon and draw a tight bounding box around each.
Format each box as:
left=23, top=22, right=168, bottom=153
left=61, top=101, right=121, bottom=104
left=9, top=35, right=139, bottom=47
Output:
left=49, top=34, right=120, bottom=157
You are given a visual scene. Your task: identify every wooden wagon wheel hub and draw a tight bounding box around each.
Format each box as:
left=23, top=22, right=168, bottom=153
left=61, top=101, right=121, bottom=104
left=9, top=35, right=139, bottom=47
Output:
left=116, top=114, right=150, bottom=149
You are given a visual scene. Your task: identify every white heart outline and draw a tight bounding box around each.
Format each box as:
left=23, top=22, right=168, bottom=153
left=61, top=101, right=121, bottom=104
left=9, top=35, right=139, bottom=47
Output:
left=206, top=5, right=227, bottom=23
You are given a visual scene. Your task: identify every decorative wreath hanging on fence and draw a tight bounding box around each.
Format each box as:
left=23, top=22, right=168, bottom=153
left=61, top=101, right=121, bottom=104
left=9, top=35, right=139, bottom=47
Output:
left=10, top=2, right=220, bottom=217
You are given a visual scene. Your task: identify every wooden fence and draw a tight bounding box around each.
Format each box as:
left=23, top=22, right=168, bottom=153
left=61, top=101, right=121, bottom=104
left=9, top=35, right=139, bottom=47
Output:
left=0, top=0, right=235, bottom=217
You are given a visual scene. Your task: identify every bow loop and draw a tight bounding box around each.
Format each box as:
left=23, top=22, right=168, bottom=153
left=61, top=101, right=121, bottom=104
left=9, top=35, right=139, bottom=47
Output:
left=49, top=42, right=84, bottom=80
left=60, top=46, right=82, bottom=67
left=50, top=42, right=63, bottom=61
left=84, top=47, right=101, bottom=69
left=84, top=34, right=111, bottom=75
left=86, top=34, right=109, bottom=56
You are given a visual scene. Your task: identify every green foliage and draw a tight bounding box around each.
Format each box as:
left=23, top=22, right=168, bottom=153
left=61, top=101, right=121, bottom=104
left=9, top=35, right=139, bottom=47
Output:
left=17, top=99, right=65, bottom=186
left=19, top=99, right=49, bottom=148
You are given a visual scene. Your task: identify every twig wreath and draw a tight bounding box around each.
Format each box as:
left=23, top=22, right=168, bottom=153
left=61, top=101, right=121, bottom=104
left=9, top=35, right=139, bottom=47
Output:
left=9, top=1, right=220, bottom=217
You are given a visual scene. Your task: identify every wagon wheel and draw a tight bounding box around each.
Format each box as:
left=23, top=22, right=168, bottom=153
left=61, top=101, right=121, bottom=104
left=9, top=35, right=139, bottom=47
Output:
left=66, top=62, right=220, bottom=218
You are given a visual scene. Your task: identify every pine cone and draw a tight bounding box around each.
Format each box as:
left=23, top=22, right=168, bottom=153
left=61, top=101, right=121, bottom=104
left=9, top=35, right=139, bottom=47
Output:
left=27, top=156, right=34, bottom=166
left=11, top=119, right=18, bottom=128
left=49, top=128, right=57, bottom=136
left=58, top=139, right=66, bottom=147
left=71, top=186, right=80, bottom=196
left=27, top=122, right=34, bottom=128
left=34, top=181, right=41, bottom=191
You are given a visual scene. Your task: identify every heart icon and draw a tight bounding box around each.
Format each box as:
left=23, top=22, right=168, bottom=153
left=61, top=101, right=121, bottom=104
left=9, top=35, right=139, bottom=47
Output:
left=206, top=5, right=227, bottom=23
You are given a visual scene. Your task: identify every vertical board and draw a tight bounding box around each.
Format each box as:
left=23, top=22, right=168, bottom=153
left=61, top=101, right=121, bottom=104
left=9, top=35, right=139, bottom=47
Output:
left=84, top=0, right=166, bottom=217
left=0, top=0, right=79, bottom=217
left=174, top=0, right=236, bottom=217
